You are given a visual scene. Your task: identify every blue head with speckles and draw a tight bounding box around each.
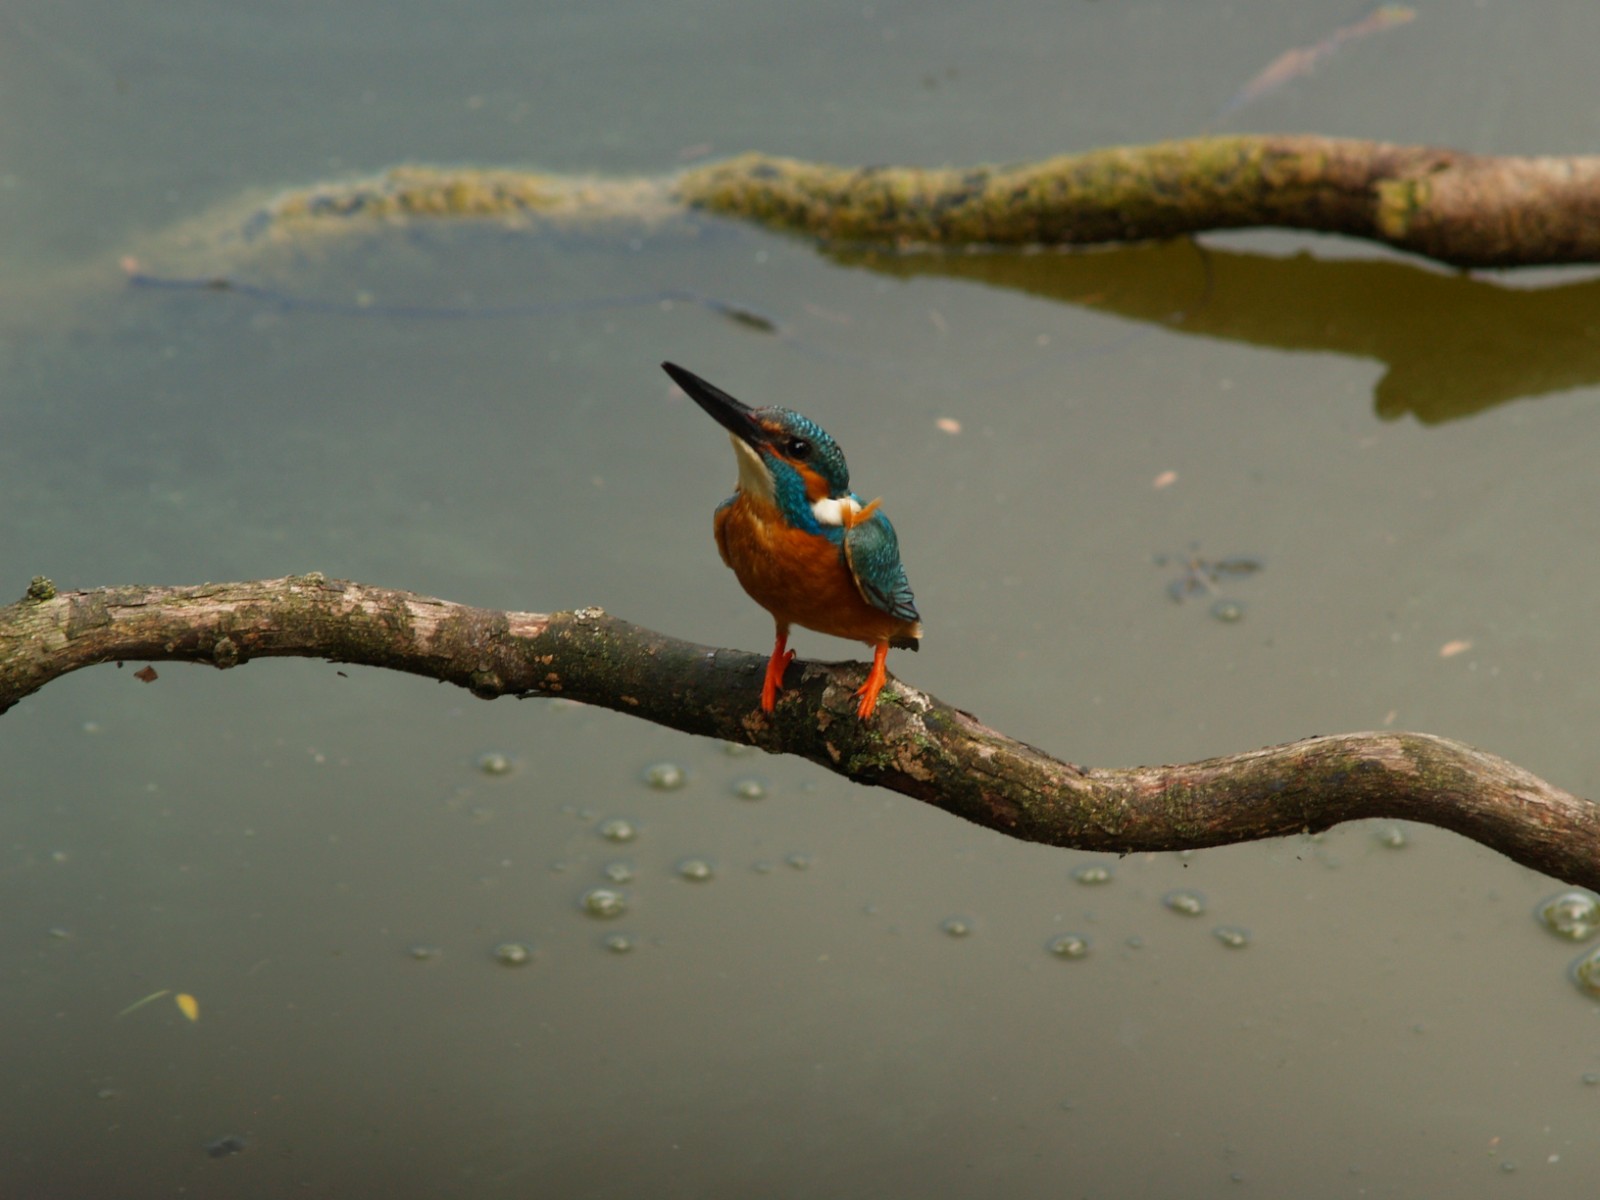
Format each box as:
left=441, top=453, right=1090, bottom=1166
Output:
left=663, top=363, right=854, bottom=533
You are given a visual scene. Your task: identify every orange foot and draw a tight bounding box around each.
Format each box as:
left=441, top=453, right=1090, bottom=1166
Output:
left=761, top=630, right=796, bottom=712
left=853, top=642, right=891, bottom=719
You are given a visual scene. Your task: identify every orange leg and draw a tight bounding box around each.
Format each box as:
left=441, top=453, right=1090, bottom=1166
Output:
left=853, top=641, right=891, bottom=719
left=761, top=624, right=796, bottom=712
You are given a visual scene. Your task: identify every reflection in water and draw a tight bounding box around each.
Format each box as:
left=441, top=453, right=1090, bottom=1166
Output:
left=827, top=239, right=1600, bottom=424
left=119, top=217, right=1600, bottom=427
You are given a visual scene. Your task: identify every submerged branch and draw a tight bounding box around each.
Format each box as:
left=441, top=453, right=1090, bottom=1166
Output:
left=5, top=576, right=1597, bottom=887
left=162, top=137, right=1600, bottom=271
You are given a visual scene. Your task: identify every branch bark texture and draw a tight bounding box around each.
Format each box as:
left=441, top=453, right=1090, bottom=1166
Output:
left=5, top=576, right=1596, bottom=888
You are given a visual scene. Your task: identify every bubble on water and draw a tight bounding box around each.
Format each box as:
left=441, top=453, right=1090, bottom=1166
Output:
left=785, top=853, right=811, bottom=871
left=940, top=917, right=973, bottom=938
left=603, top=861, right=635, bottom=884
left=1212, top=925, right=1251, bottom=949
left=677, top=857, right=715, bottom=882
left=598, top=818, right=639, bottom=843
left=1537, top=890, right=1600, bottom=941
left=642, top=762, right=687, bottom=790
left=406, top=943, right=442, bottom=962
left=492, top=942, right=532, bottom=966
left=1071, top=863, right=1113, bottom=885
left=1162, top=888, right=1206, bottom=916
left=475, top=751, right=516, bottom=777
left=1568, top=944, right=1600, bottom=998
left=1209, top=598, right=1245, bottom=623
left=732, top=777, right=768, bottom=801
left=1373, top=824, right=1408, bottom=849
left=581, top=888, right=629, bottom=919
left=1047, top=934, right=1090, bottom=959
left=603, top=933, right=635, bottom=954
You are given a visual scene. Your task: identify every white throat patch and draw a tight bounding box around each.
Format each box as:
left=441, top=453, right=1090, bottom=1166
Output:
left=730, top=435, right=774, bottom=506
left=810, top=494, right=861, bottom=527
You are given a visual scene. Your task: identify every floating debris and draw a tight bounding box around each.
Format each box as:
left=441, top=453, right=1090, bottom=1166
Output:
left=115, top=989, right=170, bottom=1019
left=1221, top=4, right=1418, bottom=116
left=1157, top=548, right=1262, bottom=620
left=174, top=993, right=200, bottom=1022
left=203, top=1134, right=247, bottom=1159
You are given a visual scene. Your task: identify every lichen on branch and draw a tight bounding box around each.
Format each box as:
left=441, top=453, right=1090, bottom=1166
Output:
left=5, top=576, right=1598, bottom=888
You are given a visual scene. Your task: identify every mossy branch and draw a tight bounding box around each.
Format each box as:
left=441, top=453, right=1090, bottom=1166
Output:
left=181, top=137, right=1600, bottom=271
left=679, top=138, right=1600, bottom=268
left=6, top=576, right=1597, bottom=888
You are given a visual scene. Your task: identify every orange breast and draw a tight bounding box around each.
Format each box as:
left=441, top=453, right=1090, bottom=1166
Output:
left=714, top=496, right=917, bottom=647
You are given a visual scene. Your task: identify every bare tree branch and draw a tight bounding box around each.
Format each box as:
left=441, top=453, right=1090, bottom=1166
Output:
left=5, top=575, right=1597, bottom=888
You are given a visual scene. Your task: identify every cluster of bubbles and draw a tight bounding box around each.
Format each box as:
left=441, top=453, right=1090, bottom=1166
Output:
left=936, top=862, right=1257, bottom=960
left=431, top=750, right=808, bottom=967
left=463, top=751, right=1273, bottom=970
left=1533, top=889, right=1600, bottom=999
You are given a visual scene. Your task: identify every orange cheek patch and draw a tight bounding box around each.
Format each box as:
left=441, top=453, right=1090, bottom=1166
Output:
left=792, top=462, right=829, bottom=502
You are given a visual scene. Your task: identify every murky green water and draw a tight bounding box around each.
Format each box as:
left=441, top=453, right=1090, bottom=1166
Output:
left=6, top=2, right=1600, bottom=1196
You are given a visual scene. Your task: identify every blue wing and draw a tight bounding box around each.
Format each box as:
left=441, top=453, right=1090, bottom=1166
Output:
left=843, top=509, right=920, bottom=633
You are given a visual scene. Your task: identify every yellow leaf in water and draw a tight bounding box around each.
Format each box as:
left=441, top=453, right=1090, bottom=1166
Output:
left=174, top=993, right=200, bottom=1022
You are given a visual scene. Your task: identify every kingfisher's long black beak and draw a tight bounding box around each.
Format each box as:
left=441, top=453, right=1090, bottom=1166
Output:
left=662, top=362, right=763, bottom=447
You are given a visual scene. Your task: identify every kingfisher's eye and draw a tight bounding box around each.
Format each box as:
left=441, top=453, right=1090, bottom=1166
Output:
left=785, top=437, right=812, bottom=459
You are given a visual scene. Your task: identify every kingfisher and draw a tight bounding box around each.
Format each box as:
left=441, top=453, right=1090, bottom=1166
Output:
left=662, top=362, right=921, bottom=719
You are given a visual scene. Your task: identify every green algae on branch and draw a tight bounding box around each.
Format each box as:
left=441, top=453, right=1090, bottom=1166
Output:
left=136, top=164, right=683, bottom=272
left=672, top=138, right=1600, bottom=268
left=131, top=137, right=1600, bottom=273
left=261, top=164, right=677, bottom=228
